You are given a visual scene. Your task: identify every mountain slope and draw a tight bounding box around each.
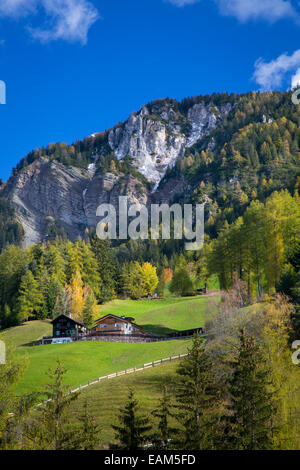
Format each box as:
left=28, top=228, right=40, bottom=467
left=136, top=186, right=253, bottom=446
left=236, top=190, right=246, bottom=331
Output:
left=1, top=91, right=299, bottom=247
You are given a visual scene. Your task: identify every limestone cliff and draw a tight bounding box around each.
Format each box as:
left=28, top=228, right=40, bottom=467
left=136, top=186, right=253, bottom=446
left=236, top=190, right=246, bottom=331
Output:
left=2, top=96, right=232, bottom=246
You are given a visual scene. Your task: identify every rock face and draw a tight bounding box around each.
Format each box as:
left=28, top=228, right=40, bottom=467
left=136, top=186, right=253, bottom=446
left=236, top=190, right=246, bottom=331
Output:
left=4, top=158, right=90, bottom=246
left=108, top=104, right=186, bottom=187
left=187, top=102, right=232, bottom=147
left=3, top=97, right=232, bottom=246
left=108, top=100, right=231, bottom=188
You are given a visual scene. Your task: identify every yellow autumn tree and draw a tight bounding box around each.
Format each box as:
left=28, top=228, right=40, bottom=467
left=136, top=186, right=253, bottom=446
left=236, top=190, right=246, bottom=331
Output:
left=163, top=268, right=173, bottom=283
left=141, top=262, right=159, bottom=295
left=65, top=269, right=85, bottom=321
left=262, top=296, right=300, bottom=449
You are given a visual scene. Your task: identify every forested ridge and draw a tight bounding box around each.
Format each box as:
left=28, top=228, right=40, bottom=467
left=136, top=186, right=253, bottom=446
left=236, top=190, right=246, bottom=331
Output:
left=0, top=91, right=299, bottom=336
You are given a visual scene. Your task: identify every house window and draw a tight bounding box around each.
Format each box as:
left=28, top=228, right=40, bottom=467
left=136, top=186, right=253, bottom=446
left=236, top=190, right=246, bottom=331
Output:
left=56, top=331, right=60, bottom=336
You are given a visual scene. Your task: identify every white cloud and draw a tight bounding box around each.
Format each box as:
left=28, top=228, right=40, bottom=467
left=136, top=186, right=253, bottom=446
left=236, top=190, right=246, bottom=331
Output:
left=167, top=0, right=300, bottom=23
left=0, top=0, right=37, bottom=18
left=253, top=49, right=300, bottom=90
left=217, top=0, right=299, bottom=23
left=291, top=67, right=300, bottom=88
left=0, top=0, right=99, bottom=44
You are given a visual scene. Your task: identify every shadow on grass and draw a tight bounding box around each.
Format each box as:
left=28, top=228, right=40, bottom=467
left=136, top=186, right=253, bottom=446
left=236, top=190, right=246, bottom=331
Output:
left=142, top=324, right=179, bottom=336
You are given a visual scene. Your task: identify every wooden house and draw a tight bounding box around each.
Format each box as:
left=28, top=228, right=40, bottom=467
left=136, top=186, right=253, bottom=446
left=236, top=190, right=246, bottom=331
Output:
left=91, top=314, right=146, bottom=337
left=51, top=314, right=87, bottom=339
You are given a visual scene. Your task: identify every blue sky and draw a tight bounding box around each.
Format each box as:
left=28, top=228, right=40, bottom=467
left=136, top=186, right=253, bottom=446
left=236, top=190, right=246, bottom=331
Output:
left=0, top=0, right=300, bottom=180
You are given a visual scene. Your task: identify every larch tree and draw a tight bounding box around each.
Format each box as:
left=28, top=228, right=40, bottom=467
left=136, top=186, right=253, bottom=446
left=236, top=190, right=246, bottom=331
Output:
left=18, top=270, right=42, bottom=322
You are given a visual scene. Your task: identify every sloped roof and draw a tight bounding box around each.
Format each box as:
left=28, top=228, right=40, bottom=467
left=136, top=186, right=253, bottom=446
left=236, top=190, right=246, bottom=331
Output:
left=94, top=314, right=135, bottom=324
left=51, top=313, right=85, bottom=327
left=93, top=314, right=144, bottom=332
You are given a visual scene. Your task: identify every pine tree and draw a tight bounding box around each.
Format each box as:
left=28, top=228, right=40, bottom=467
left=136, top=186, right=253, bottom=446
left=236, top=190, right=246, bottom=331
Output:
left=151, top=386, right=175, bottom=449
left=82, top=291, right=97, bottom=329
left=91, top=237, right=116, bottom=302
left=81, top=242, right=102, bottom=300
left=18, top=270, right=42, bottom=322
left=224, top=329, right=274, bottom=450
left=72, top=401, right=101, bottom=450
left=35, top=360, right=80, bottom=450
left=174, top=334, right=219, bottom=450
left=53, top=287, right=71, bottom=318
left=111, top=390, right=152, bottom=450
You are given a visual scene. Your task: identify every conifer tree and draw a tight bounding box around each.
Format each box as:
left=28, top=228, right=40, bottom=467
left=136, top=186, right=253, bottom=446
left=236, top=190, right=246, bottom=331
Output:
left=224, top=329, right=274, bottom=450
left=111, top=390, right=151, bottom=450
left=53, top=287, right=71, bottom=318
left=72, top=401, right=101, bottom=450
left=18, top=270, right=42, bottom=322
left=151, top=386, right=175, bottom=449
left=35, top=360, right=80, bottom=450
left=91, top=237, right=116, bottom=302
left=82, top=291, right=97, bottom=329
left=175, top=334, right=219, bottom=450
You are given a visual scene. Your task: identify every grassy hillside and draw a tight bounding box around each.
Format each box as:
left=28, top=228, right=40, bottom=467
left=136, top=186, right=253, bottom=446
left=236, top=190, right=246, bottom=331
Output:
left=68, top=360, right=181, bottom=448
left=14, top=339, right=191, bottom=396
left=1, top=295, right=218, bottom=396
left=0, top=320, right=52, bottom=347
left=100, top=295, right=217, bottom=335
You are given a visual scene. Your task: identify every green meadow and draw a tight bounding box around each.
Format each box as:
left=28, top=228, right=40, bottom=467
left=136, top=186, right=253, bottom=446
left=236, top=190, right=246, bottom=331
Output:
left=13, top=339, right=191, bottom=396
left=0, top=294, right=218, bottom=396
left=68, top=360, right=181, bottom=448
left=100, top=295, right=217, bottom=335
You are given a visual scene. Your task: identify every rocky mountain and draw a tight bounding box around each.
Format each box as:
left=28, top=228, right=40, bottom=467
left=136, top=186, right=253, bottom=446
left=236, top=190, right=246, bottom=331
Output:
left=1, top=91, right=299, bottom=248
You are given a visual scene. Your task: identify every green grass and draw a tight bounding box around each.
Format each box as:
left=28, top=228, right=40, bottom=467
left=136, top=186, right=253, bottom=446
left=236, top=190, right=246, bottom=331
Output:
left=0, top=320, right=52, bottom=348
left=68, top=360, right=181, bottom=448
left=0, top=295, right=219, bottom=397
left=14, top=339, right=191, bottom=396
left=100, top=295, right=217, bottom=335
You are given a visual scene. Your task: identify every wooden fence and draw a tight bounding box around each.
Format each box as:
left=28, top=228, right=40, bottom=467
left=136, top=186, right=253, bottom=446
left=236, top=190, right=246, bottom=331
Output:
left=69, top=353, right=189, bottom=395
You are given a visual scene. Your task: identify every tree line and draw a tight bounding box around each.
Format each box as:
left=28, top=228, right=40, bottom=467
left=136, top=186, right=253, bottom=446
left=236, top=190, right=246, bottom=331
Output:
left=0, top=238, right=160, bottom=330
